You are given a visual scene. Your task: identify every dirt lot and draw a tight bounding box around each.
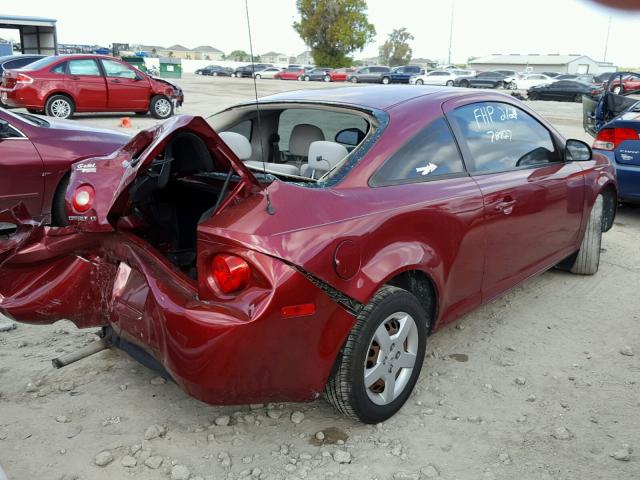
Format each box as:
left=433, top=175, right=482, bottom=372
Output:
left=1, top=76, right=639, bottom=480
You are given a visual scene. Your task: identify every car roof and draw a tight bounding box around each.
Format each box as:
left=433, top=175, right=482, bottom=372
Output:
left=259, top=85, right=456, bottom=111
left=0, top=54, right=44, bottom=62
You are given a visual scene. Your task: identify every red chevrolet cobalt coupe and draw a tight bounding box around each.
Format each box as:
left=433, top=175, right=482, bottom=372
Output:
left=0, top=86, right=617, bottom=423
left=0, top=55, right=184, bottom=119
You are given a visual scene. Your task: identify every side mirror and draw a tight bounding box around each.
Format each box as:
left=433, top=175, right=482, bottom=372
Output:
left=0, top=119, right=10, bottom=137
left=565, top=139, right=593, bottom=161
left=335, top=128, right=363, bottom=146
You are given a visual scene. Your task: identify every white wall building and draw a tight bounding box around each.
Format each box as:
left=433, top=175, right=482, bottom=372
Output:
left=468, top=54, right=615, bottom=74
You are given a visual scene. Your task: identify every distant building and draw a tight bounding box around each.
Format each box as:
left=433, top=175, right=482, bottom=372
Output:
left=468, top=54, right=615, bottom=75
left=261, top=51, right=289, bottom=64
left=411, top=58, right=438, bottom=70
left=136, top=44, right=224, bottom=61
left=295, top=50, right=313, bottom=65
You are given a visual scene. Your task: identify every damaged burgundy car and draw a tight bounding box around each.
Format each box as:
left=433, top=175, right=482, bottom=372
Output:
left=0, top=86, right=617, bottom=423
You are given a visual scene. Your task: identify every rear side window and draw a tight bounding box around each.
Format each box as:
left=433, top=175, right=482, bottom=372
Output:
left=449, top=102, right=560, bottom=173
left=68, top=59, right=101, bottom=76
left=370, top=117, right=465, bottom=186
left=51, top=62, right=66, bottom=74
left=4, top=58, right=37, bottom=69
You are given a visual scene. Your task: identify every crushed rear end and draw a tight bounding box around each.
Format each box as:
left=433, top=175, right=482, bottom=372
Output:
left=0, top=115, right=356, bottom=404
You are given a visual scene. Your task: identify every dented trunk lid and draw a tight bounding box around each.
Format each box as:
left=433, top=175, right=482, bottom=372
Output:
left=65, top=115, right=260, bottom=231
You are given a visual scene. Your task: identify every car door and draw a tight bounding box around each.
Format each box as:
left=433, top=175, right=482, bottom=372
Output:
left=101, top=59, right=150, bottom=111
left=368, top=115, right=485, bottom=326
left=0, top=117, right=44, bottom=218
left=445, top=99, right=585, bottom=302
left=473, top=72, right=494, bottom=87
left=66, top=59, right=107, bottom=110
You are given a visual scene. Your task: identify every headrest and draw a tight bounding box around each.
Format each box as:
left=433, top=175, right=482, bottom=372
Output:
left=289, top=124, right=325, bottom=156
left=219, top=131, right=252, bottom=160
left=307, top=141, right=348, bottom=172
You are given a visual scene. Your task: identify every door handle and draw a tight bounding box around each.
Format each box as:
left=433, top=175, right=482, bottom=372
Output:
left=495, top=198, right=517, bottom=214
left=111, top=79, right=121, bottom=83
left=71, top=75, right=80, bottom=80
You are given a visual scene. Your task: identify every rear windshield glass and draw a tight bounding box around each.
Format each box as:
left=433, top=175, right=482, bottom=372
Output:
left=19, top=56, right=60, bottom=70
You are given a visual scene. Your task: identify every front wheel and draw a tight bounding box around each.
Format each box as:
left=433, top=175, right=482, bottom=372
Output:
left=323, top=75, right=331, bottom=82
left=446, top=80, right=454, bottom=86
left=150, top=95, right=174, bottom=119
left=381, top=76, right=390, bottom=85
left=508, top=82, right=517, bottom=90
left=324, top=285, right=428, bottom=424
left=255, top=74, right=261, bottom=79
left=416, top=79, right=424, bottom=85
left=45, top=95, right=75, bottom=119
left=350, top=76, right=358, bottom=83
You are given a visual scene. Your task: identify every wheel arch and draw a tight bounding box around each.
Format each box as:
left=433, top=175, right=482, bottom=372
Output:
left=384, top=269, right=438, bottom=333
left=45, top=90, right=76, bottom=106
left=599, top=182, right=617, bottom=232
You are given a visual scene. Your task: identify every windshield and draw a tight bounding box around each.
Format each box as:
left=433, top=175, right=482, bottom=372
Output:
left=18, top=56, right=60, bottom=71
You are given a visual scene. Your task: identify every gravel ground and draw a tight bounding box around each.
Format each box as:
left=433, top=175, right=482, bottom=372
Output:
left=0, top=75, right=638, bottom=480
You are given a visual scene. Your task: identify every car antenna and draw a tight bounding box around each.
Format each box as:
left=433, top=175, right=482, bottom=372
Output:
left=245, top=0, right=275, bottom=215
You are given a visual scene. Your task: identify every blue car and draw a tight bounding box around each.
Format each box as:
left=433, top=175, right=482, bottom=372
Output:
left=584, top=72, right=640, bottom=204
left=388, top=65, right=424, bottom=84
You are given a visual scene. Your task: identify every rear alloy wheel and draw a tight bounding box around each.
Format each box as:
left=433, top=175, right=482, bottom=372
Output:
left=416, top=79, right=424, bottom=85
left=45, top=95, right=74, bottom=119
left=381, top=76, right=390, bottom=85
left=325, top=285, right=429, bottom=423
left=446, top=80, right=454, bottom=86
left=255, top=74, right=261, bottom=79
left=350, top=76, right=358, bottom=83
left=323, top=75, right=331, bottom=82
left=508, top=82, right=518, bottom=90
left=150, top=95, right=174, bottom=119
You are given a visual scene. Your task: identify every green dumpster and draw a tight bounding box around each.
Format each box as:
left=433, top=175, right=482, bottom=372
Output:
left=159, top=57, right=182, bottom=79
left=121, top=56, right=147, bottom=73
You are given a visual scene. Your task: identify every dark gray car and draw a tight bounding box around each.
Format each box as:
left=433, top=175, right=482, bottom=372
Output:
left=346, top=66, right=392, bottom=84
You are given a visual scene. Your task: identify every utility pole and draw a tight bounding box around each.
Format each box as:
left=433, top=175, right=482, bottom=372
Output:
left=603, top=16, right=612, bottom=62
left=448, top=0, right=455, bottom=65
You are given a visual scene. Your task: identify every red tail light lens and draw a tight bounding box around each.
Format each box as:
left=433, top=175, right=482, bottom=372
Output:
left=72, top=185, right=95, bottom=212
left=593, top=127, right=639, bottom=151
left=16, top=73, right=33, bottom=84
left=211, top=254, right=251, bottom=294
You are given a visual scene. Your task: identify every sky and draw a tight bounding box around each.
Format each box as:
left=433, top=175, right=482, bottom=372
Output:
left=1, top=0, right=639, bottom=67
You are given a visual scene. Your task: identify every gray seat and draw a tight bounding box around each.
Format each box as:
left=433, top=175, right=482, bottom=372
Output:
left=287, top=124, right=325, bottom=160
left=219, top=131, right=300, bottom=176
left=300, top=141, right=348, bottom=179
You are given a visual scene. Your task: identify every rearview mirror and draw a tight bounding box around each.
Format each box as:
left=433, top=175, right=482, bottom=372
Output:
left=335, top=128, right=364, bottom=146
left=565, top=139, right=592, bottom=161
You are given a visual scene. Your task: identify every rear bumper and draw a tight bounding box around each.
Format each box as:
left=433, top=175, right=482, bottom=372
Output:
left=0, top=85, right=44, bottom=109
left=598, top=149, right=640, bottom=202
left=0, top=227, right=355, bottom=404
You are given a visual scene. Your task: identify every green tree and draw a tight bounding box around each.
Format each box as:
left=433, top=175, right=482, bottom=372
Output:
left=380, top=28, right=414, bottom=67
left=227, top=50, right=250, bottom=62
left=293, top=0, right=376, bottom=68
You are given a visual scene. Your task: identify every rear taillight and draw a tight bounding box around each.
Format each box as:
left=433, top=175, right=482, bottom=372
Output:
left=72, top=185, right=95, bottom=212
left=211, top=254, right=251, bottom=294
left=593, top=127, right=639, bottom=150
left=16, top=73, right=33, bottom=84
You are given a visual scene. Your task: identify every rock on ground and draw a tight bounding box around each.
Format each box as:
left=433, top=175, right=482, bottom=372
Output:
left=94, top=450, right=114, bottom=467
left=171, top=464, right=191, bottom=480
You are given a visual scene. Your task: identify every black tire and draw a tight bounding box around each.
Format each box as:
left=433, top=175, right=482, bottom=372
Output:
left=446, top=80, right=454, bottom=86
left=528, top=92, right=539, bottom=101
left=51, top=174, right=70, bottom=227
left=45, top=94, right=75, bottom=119
left=569, top=195, right=604, bottom=275
left=381, top=76, right=390, bottom=85
left=324, top=285, right=429, bottom=424
left=574, top=94, right=583, bottom=103
left=150, top=95, right=174, bottom=119
left=416, top=79, right=424, bottom=85
left=350, top=76, right=358, bottom=83
left=460, top=80, right=470, bottom=88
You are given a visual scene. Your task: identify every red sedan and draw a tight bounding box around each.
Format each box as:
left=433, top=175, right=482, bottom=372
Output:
left=0, top=55, right=184, bottom=119
left=0, top=107, right=129, bottom=224
left=609, top=72, right=640, bottom=94
left=274, top=67, right=305, bottom=80
left=328, top=67, right=356, bottom=82
left=0, top=86, right=617, bottom=423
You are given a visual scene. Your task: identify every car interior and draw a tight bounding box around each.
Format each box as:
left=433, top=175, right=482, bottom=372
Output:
left=122, top=104, right=374, bottom=277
